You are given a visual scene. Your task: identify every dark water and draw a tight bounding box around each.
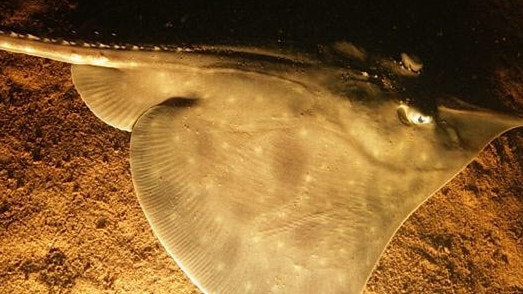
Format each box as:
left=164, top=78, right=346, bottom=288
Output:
left=70, top=0, right=521, bottom=111
left=2, top=0, right=521, bottom=112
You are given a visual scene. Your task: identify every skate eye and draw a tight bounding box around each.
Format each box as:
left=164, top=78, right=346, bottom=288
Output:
left=397, top=104, right=433, bottom=126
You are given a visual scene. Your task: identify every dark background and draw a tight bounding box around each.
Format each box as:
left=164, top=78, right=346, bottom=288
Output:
left=1, top=0, right=522, bottom=109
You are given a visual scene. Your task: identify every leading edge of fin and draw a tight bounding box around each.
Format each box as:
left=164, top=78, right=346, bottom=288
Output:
left=71, top=65, right=169, bottom=131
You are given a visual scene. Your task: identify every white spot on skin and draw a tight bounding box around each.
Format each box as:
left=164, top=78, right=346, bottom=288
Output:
left=305, top=174, right=312, bottom=182
left=277, top=241, right=284, bottom=248
left=251, top=234, right=261, bottom=243
left=23, top=46, right=35, bottom=53
left=70, top=53, right=83, bottom=63
left=91, top=56, right=109, bottom=66
left=205, top=181, right=215, bottom=191
left=337, top=272, right=347, bottom=284
left=254, top=146, right=263, bottom=155
left=294, top=87, right=305, bottom=95
left=293, top=264, right=303, bottom=273
left=299, top=128, right=308, bottom=137
left=26, top=34, right=39, bottom=41
left=216, top=262, right=225, bottom=271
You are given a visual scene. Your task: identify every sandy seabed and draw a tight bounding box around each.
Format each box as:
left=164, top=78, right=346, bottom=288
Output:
left=0, top=1, right=521, bottom=293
